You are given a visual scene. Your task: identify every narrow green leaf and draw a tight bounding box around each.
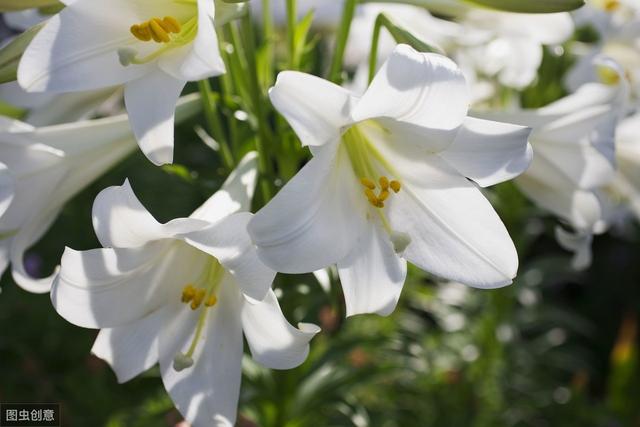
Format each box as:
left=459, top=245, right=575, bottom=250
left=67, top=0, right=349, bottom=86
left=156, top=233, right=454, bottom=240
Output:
left=0, top=0, right=62, bottom=11
left=0, top=23, right=44, bottom=84
left=464, top=0, right=585, bottom=13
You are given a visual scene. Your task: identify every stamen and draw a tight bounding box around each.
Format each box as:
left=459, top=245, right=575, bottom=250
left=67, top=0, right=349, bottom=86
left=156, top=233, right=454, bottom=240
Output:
left=379, top=177, right=389, bottom=191
left=604, top=0, right=620, bottom=11
left=204, top=295, right=218, bottom=307
left=360, top=178, right=376, bottom=190
left=364, top=188, right=378, bottom=204
left=131, top=16, right=183, bottom=44
left=190, top=289, right=206, bottom=310
left=597, top=65, right=621, bottom=86
left=181, top=284, right=196, bottom=303
left=360, top=175, right=402, bottom=208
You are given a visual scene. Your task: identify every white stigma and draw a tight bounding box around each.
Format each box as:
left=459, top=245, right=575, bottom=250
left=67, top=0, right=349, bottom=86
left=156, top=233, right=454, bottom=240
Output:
left=391, top=231, right=411, bottom=254
left=173, top=352, right=195, bottom=372
left=117, top=48, right=138, bottom=67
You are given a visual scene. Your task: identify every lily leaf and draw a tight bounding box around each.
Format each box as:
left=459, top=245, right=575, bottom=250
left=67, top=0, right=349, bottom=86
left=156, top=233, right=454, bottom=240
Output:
left=0, top=0, right=62, bottom=11
left=0, top=23, right=44, bottom=84
left=464, top=0, right=585, bottom=13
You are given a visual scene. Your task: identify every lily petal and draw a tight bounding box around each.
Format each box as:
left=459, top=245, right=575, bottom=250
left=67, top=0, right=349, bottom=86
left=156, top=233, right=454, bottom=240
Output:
left=92, top=179, right=208, bottom=249
left=0, top=163, right=14, bottom=218
left=18, top=0, right=160, bottom=92
left=158, top=0, right=226, bottom=81
left=124, top=69, right=187, bottom=166
left=190, top=152, right=258, bottom=223
left=186, top=213, right=275, bottom=302
left=338, top=220, right=407, bottom=317
left=352, top=44, right=470, bottom=152
left=440, top=117, right=532, bottom=187
left=160, top=280, right=243, bottom=427
left=248, top=144, right=368, bottom=274
left=381, top=150, right=517, bottom=288
left=51, top=242, right=207, bottom=328
left=269, top=71, right=356, bottom=147
left=91, top=306, right=168, bottom=383
left=241, top=289, right=320, bottom=369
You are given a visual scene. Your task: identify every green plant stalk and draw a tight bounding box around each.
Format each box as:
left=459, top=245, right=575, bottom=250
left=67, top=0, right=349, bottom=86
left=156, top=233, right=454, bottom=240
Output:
left=261, top=0, right=275, bottom=84
left=240, top=12, right=274, bottom=201
left=368, top=14, right=384, bottom=85
left=286, top=0, right=297, bottom=69
left=328, top=0, right=357, bottom=83
left=197, top=79, right=235, bottom=171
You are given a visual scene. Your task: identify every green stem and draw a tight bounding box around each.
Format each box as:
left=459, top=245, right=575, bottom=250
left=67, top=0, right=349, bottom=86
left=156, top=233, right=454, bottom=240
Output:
left=328, top=0, right=358, bottom=83
left=197, top=79, right=234, bottom=171
left=240, top=12, right=274, bottom=201
left=261, top=0, right=275, bottom=85
left=286, top=0, right=297, bottom=68
left=368, top=13, right=384, bottom=84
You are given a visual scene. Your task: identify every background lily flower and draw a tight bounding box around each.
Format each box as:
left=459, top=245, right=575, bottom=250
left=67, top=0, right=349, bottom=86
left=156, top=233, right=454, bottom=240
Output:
left=569, top=0, right=640, bottom=99
left=17, top=0, right=226, bottom=166
left=0, top=82, right=121, bottom=127
left=606, top=111, right=640, bottom=219
left=249, top=44, right=532, bottom=317
left=480, top=58, right=626, bottom=236
left=0, top=94, right=199, bottom=293
left=51, top=153, right=320, bottom=427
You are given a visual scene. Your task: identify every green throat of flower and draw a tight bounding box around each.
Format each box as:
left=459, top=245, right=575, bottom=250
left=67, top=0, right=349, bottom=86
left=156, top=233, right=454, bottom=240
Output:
left=173, top=259, right=224, bottom=372
left=342, top=124, right=411, bottom=254
left=118, top=12, right=198, bottom=67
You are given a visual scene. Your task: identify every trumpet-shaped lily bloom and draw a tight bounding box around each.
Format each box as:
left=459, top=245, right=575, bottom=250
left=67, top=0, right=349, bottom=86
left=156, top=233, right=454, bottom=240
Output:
left=51, top=154, right=319, bottom=427
left=480, top=58, right=626, bottom=236
left=18, top=0, right=229, bottom=166
left=607, top=111, right=640, bottom=220
left=0, top=94, right=199, bottom=293
left=249, top=45, right=533, bottom=317
left=568, top=1, right=640, bottom=99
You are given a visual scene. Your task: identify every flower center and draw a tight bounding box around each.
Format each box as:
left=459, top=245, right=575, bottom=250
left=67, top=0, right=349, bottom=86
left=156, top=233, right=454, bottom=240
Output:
left=118, top=13, right=198, bottom=67
left=342, top=123, right=411, bottom=254
left=173, top=259, right=224, bottom=372
left=130, top=17, right=182, bottom=43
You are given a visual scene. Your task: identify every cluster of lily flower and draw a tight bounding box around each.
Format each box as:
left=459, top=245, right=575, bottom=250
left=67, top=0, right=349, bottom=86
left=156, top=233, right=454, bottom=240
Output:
left=0, top=0, right=639, bottom=425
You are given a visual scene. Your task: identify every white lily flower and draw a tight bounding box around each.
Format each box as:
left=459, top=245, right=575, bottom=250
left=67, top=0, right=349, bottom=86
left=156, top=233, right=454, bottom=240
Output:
left=0, top=82, right=120, bottom=127
left=478, top=59, right=627, bottom=238
left=18, top=0, right=226, bottom=166
left=459, top=10, right=574, bottom=90
left=249, top=45, right=532, bottom=317
left=607, top=111, right=640, bottom=219
left=569, top=0, right=640, bottom=99
left=51, top=154, right=319, bottom=427
left=0, top=94, right=199, bottom=293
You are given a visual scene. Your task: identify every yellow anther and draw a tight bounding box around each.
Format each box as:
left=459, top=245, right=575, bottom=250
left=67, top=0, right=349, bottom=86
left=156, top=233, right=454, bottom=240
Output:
left=364, top=188, right=379, bottom=205
left=379, top=176, right=389, bottom=191
left=378, top=190, right=390, bottom=202
left=390, top=180, right=401, bottom=193
left=190, top=289, right=206, bottom=310
left=181, top=285, right=196, bottom=303
left=149, top=19, right=170, bottom=43
left=375, top=200, right=385, bottom=208
left=162, top=16, right=182, bottom=33
left=205, top=295, right=218, bottom=307
left=131, top=16, right=181, bottom=43
left=604, top=0, right=620, bottom=11
left=360, top=178, right=376, bottom=190
left=597, top=65, right=620, bottom=86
